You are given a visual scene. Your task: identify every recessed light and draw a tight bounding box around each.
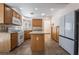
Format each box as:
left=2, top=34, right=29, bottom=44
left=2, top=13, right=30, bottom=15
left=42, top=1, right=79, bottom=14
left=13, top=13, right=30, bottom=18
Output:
left=35, top=8, right=38, bottom=10
left=20, top=8, right=22, bottom=10
left=50, top=8, right=54, bottom=11
left=41, top=13, right=45, bottom=16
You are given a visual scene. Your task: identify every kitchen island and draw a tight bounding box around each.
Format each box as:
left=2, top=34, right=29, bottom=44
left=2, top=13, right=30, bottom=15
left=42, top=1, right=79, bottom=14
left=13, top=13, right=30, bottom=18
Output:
left=30, top=31, right=50, bottom=52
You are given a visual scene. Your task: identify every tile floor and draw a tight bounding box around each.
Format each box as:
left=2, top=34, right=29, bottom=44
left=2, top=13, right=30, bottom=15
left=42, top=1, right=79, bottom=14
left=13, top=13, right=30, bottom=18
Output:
left=0, top=39, right=69, bottom=55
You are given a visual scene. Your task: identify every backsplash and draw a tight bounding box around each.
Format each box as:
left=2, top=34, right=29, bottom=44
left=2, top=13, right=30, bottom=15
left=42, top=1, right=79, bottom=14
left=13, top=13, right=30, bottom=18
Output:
left=32, top=27, right=43, bottom=31
left=0, top=25, right=8, bottom=32
left=0, top=25, right=22, bottom=32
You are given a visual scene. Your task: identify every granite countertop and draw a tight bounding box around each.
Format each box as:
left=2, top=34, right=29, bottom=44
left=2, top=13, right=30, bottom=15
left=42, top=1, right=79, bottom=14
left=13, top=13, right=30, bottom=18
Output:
left=30, top=31, right=50, bottom=34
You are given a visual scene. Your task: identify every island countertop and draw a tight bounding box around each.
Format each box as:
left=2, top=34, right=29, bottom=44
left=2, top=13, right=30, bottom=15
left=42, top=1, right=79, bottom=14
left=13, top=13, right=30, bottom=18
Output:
left=30, top=31, right=50, bottom=34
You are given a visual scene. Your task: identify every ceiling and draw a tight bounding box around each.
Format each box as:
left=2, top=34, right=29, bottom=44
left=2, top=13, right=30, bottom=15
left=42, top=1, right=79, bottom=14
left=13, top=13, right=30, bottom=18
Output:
left=6, top=3, right=69, bottom=18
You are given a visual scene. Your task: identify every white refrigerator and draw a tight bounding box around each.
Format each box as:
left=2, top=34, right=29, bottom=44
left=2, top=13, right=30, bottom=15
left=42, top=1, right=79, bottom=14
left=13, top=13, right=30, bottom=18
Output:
left=59, top=12, right=75, bottom=55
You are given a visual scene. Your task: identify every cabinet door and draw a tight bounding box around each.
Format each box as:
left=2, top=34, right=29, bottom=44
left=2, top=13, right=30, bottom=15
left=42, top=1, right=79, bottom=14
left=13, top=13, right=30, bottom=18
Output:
left=31, top=34, right=44, bottom=52
left=32, top=19, right=42, bottom=27
left=13, top=11, right=17, bottom=18
left=4, top=5, right=13, bottom=24
left=0, top=4, right=4, bottom=23
left=24, top=30, right=32, bottom=40
left=11, top=33, right=18, bottom=50
left=36, top=35, right=44, bottom=51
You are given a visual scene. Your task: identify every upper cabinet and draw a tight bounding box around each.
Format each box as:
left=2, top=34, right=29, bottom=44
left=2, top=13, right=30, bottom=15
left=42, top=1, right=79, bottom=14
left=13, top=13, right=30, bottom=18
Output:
left=13, top=10, right=21, bottom=20
left=32, top=19, right=42, bottom=27
left=0, top=4, right=22, bottom=25
left=4, top=4, right=13, bottom=24
left=0, top=4, right=5, bottom=23
left=12, top=10, right=22, bottom=25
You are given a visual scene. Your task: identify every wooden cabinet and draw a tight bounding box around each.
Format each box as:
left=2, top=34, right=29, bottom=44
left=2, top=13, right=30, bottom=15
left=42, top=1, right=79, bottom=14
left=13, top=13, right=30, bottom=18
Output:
left=13, top=11, right=17, bottom=18
left=12, top=10, right=22, bottom=25
left=0, top=4, right=22, bottom=25
left=24, top=30, right=32, bottom=40
left=13, top=10, right=21, bottom=20
left=31, top=34, right=45, bottom=52
left=32, top=19, right=42, bottom=27
left=0, top=4, right=4, bottom=23
left=4, top=5, right=13, bottom=24
left=0, top=32, right=18, bottom=52
left=11, top=32, right=18, bottom=50
left=0, top=4, right=13, bottom=24
left=51, top=26, right=59, bottom=42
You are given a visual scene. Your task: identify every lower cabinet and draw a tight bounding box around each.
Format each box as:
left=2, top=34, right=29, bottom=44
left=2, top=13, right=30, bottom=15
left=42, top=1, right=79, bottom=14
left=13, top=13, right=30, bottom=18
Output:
left=24, top=30, right=32, bottom=40
left=0, top=32, right=18, bottom=52
left=31, top=34, right=45, bottom=52
left=11, top=32, right=18, bottom=50
left=51, top=26, right=59, bottom=42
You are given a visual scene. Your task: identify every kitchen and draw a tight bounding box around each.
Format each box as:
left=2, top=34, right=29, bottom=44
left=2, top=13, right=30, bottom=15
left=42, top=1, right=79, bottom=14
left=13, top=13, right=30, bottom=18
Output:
left=0, top=3, right=78, bottom=55
left=0, top=3, right=52, bottom=54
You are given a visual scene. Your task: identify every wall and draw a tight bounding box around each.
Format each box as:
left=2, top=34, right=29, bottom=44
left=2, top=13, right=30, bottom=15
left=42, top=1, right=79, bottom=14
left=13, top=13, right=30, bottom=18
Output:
left=43, top=17, right=52, bottom=42
left=51, top=3, right=79, bottom=26
left=22, top=16, right=32, bottom=31
left=43, top=17, right=51, bottom=33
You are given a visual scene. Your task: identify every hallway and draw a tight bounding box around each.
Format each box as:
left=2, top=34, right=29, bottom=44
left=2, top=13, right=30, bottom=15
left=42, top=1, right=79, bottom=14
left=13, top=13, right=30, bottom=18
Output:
left=0, top=39, right=69, bottom=55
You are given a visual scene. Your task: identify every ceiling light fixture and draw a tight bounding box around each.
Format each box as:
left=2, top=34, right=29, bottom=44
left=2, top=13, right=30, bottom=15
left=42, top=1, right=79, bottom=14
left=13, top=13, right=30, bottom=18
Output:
left=50, top=8, right=54, bottom=11
left=35, top=8, right=38, bottom=10
left=41, top=13, right=45, bottom=16
left=20, top=8, right=22, bottom=10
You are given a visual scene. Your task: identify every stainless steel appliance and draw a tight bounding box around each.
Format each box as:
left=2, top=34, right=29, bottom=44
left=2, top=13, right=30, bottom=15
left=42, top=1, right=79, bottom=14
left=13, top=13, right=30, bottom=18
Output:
left=8, top=26, right=24, bottom=46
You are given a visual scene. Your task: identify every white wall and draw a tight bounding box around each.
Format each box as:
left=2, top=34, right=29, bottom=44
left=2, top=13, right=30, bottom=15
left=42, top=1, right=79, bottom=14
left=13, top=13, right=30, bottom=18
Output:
left=43, top=17, right=51, bottom=33
left=22, top=16, right=32, bottom=31
left=51, top=3, right=79, bottom=26
left=43, top=17, right=52, bottom=40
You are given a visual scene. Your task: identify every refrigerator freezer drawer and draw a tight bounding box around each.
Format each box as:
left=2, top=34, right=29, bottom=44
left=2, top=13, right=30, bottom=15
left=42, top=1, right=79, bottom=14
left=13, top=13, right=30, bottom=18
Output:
left=59, top=36, right=74, bottom=55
